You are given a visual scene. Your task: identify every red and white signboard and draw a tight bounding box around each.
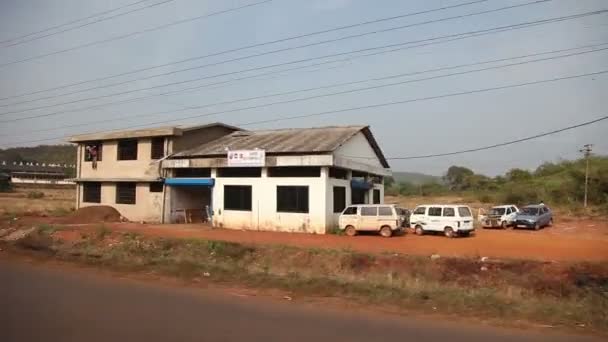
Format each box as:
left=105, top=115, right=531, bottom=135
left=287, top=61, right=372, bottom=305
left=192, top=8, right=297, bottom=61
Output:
left=227, top=150, right=265, bottom=167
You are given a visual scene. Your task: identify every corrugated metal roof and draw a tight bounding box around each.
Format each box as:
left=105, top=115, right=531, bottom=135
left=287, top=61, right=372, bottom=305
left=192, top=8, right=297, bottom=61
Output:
left=0, top=165, right=68, bottom=175
left=173, top=125, right=390, bottom=168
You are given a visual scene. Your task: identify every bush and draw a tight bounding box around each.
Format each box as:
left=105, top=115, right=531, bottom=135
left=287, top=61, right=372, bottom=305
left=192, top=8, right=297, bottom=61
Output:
left=478, top=193, right=494, bottom=203
left=17, top=231, right=54, bottom=252
left=326, top=226, right=345, bottom=235
left=26, top=191, right=44, bottom=199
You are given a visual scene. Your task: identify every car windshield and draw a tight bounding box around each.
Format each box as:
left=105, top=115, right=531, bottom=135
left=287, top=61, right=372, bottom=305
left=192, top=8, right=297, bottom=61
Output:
left=489, top=208, right=506, bottom=215
left=521, top=207, right=539, bottom=215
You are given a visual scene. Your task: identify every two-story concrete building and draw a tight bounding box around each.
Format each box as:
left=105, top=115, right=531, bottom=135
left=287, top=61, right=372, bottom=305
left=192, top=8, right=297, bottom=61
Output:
left=70, top=123, right=391, bottom=234
left=69, top=123, right=240, bottom=222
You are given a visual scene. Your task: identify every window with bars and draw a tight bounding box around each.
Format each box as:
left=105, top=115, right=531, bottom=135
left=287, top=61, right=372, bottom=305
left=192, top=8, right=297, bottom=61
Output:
left=333, top=186, right=346, bottom=213
left=224, top=185, right=252, bottom=211
left=217, top=167, right=261, bottom=178
left=268, top=167, right=320, bottom=177
left=329, top=167, right=348, bottom=179
left=174, top=168, right=211, bottom=177
left=83, top=182, right=101, bottom=203
left=151, top=137, right=165, bottom=160
left=117, top=139, right=138, bottom=160
left=84, top=142, right=102, bottom=161
left=277, top=186, right=309, bottom=213
left=373, top=189, right=381, bottom=204
left=116, top=183, right=136, bottom=204
left=149, top=182, right=163, bottom=193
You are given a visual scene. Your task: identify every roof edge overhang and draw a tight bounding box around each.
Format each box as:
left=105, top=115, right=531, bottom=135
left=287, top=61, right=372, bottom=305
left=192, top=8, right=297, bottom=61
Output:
left=68, top=122, right=244, bottom=143
left=68, top=127, right=179, bottom=143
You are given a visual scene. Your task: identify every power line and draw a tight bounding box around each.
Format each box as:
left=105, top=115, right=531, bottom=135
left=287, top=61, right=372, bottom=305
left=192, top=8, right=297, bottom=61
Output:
left=1, top=10, right=595, bottom=121
left=0, top=0, right=552, bottom=110
left=1, top=0, right=176, bottom=48
left=0, top=0, right=272, bottom=69
left=2, top=43, right=605, bottom=136
left=383, top=116, right=607, bottom=160
left=236, top=70, right=607, bottom=126
left=0, top=0, right=524, bottom=101
left=4, top=68, right=605, bottom=146
left=0, top=0, right=151, bottom=45
left=0, top=28, right=522, bottom=126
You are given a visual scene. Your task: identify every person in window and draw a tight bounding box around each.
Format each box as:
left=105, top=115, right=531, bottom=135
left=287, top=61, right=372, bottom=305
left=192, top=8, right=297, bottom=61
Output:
left=87, top=145, right=98, bottom=170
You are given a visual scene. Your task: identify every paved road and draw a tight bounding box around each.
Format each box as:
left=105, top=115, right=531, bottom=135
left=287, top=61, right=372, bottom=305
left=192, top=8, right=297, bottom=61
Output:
left=0, top=260, right=599, bottom=342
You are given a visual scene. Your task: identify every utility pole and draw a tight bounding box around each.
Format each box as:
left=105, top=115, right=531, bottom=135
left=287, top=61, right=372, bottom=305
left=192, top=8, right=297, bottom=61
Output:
left=579, top=144, right=593, bottom=208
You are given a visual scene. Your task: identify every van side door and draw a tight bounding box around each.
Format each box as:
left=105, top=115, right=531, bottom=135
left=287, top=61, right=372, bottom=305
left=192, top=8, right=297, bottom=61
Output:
left=442, top=207, right=456, bottom=229
left=427, top=207, right=443, bottom=231
left=359, top=206, right=379, bottom=231
left=340, top=206, right=359, bottom=230
left=378, top=206, right=396, bottom=229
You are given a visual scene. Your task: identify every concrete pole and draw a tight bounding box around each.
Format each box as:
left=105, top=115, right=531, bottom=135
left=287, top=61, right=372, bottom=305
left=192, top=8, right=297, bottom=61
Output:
left=579, top=144, right=593, bottom=208
left=584, top=156, right=589, bottom=208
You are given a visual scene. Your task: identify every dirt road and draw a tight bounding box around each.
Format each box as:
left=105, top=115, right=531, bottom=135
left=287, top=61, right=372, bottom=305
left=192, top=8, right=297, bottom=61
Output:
left=91, top=220, right=608, bottom=261
left=1, top=259, right=599, bottom=342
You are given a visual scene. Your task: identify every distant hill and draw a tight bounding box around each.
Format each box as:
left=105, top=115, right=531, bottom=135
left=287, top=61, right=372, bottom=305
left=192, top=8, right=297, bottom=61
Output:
left=392, top=171, right=441, bottom=185
left=0, top=145, right=76, bottom=166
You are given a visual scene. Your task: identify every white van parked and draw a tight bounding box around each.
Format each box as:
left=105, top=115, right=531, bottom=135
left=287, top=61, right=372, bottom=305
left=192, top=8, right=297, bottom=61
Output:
left=338, top=204, right=402, bottom=237
left=409, top=205, right=475, bottom=238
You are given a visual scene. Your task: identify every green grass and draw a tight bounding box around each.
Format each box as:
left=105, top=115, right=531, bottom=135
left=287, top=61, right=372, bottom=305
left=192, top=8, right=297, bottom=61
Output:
left=49, top=207, right=73, bottom=217
left=36, top=223, right=63, bottom=234
left=26, top=191, right=45, bottom=199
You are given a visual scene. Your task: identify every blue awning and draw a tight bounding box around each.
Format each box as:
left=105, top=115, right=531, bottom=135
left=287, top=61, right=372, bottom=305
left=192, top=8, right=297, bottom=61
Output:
left=164, top=178, right=215, bottom=186
left=351, top=179, right=373, bottom=190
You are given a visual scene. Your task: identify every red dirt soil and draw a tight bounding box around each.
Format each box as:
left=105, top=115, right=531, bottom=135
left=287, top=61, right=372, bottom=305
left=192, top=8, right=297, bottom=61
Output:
left=72, top=219, right=608, bottom=262
left=56, top=206, right=122, bottom=224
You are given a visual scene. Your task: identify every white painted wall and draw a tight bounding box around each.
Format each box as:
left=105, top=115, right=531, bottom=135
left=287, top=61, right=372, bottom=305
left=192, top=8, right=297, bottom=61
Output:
left=334, top=132, right=384, bottom=169
left=78, top=182, right=163, bottom=223
left=212, top=168, right=329, bottom=234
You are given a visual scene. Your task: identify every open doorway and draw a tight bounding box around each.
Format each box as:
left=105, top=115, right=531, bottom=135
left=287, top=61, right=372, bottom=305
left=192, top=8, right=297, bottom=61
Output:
left=169, top=187, right=212, bottom=224
left=351, top=188, right=367, bottom=205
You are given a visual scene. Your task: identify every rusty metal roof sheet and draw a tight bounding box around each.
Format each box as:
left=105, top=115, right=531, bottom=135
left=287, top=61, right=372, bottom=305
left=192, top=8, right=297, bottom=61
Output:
left=173, top=125, right=389, bottom=168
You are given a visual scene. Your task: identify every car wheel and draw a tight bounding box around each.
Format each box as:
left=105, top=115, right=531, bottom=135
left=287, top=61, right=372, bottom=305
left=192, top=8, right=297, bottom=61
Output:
left=534, top=222, right=540, bottom=231
left=380, top=226, right=392, bottom=238
left=501, top=221, right=508, bottom=229
left=444, top=227, right=455, bottom=238
left=415, top=225, right=424, bottom=236
left=345, top=225, right=357, bottom=237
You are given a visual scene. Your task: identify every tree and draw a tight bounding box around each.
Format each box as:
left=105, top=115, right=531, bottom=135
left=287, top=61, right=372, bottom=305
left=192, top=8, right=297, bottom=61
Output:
left=398, top=182, right=417, bottom=196
left=444, top=166, right=474, bottom=190
left=384, top=176, right=395, bottom=188
left=506, top=168, right=532, bottom=182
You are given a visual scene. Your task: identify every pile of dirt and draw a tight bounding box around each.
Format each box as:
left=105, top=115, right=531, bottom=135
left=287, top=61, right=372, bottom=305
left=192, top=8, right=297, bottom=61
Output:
left=58, top=206, right=122, bottom=224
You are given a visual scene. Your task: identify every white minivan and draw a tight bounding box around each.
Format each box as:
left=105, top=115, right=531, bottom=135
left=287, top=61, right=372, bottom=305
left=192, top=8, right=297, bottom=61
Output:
left=479, top=205, right=519, bottom=229
left=338, top=204, right=402, bottom=237
left=409, top=205, right=475, bottom=238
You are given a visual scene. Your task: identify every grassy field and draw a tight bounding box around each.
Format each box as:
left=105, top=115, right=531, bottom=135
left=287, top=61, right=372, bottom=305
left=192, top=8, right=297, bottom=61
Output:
left=4, top=225, right=607, bottom=334
left=0, top=187, right=74, bottom=217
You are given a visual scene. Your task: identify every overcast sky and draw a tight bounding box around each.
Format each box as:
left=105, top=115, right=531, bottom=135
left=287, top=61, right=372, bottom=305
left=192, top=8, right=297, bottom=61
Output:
left=0, top=0, right=606, bottom=176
